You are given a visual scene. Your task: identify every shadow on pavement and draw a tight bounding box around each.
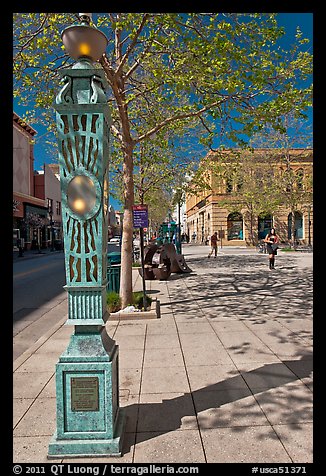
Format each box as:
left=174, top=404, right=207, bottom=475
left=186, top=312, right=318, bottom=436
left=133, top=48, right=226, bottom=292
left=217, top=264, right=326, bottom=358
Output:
left=121, top=350, right=312, bottom=454
left=160, top=255, right=312, bottom=321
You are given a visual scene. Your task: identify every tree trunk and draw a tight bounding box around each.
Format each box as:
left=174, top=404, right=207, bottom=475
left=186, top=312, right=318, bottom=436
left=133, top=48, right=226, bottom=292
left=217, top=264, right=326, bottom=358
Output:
left=290, top=209, right=296, bottom=249
left=119, top=143, right=134, bottom=309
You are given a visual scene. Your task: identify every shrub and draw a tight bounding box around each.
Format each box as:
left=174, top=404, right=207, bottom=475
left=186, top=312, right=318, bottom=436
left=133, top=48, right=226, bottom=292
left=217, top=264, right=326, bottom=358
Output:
left=106, top=290, right=153, bottom=312
left=132, top=291, right=153, bottom=310
left=132, top=261, right=141, bottom=267
left=106, top=291, right=121, bottom=312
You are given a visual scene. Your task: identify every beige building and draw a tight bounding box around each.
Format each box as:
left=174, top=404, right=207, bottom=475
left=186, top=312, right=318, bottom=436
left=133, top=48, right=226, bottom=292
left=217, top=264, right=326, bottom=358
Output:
left=34, top=163, right=62, bottom=246
left=13, top=112, right=48, bottom=250
left=186, top=149, right=313, bottom=247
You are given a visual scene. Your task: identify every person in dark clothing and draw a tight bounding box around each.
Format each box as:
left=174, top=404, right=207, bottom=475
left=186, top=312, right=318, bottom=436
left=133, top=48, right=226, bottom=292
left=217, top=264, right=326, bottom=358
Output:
left=264, top=228, right=279, bottom=269
left=208, top=232, right=219, bottom=258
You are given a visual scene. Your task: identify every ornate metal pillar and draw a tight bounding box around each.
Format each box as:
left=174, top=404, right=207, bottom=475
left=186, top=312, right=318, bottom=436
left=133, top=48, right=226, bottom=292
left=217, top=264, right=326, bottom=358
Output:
left=48, top=15, right=125, bottom=458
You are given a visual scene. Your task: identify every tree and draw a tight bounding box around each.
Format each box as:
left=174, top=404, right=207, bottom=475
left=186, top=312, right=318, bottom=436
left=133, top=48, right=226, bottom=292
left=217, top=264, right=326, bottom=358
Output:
left=13, top=13, right=312, bottom=306
left=250, top=113, right=313, bottom=247
left=24, top=212, right=48, bottom=252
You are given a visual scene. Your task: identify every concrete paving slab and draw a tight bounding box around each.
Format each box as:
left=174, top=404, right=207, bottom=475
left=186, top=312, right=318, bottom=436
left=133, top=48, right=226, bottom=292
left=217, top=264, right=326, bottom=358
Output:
left=13, top=341, right=34, bottom=361
left=13, top=319, right=39, bottom=337
left=138, top=392, right=198, bottom=431
left=209, top=320, right=251, bottom=333
left=254, top=383, right=313, bottom=425
left=119, top=348, right=144, bottom=369
left=182, top=345, right=235, bottom=366
left=13, top=398, right=34, bottom=427
left=145, top=333, right=180, bottom=349
left=277, top=348, right=313, bottom=361
left=141, top=366, right=190, bottom=394
left=252, top=326, right=312, bottom=346
left=176, top=321, right=216, bottom=334
left=279, top=318, right=313, bottom=332
left=187, top=364, right=246, bottom=392
left=133, top=430, right=206, bottom=463
left=201, top=426, right=292, bottom=463
left=143, top=347, right=184, bottom=368
left=114, top=334, right=145, bottom=350
left=113, top=322, right=147, bottom=337
left=38, top=375, right=56, bottom=398
left=273, top=423, right=313, bottom=463
left=120, top=394, right=139, bottom=434
left=238, top=362, right=301, bottom=390
left=281, top=358, right=313, bottom=391
left=119, top=368, right=142, bottom=395
left=173, top=313, right=208, bottom=322
left=13, top=307, right=52, bottom=325
left=33, top=338, right=70, bottom=355
left=15, top=352, right=60, bottom=372
left=262, top=341, right=312, bottom=360
left=14, top=398, right=56, bottom=437
left=179, top=332, right=222, bottom=349
left=14, top=435, right=57, bottom=464
left=217, top=332, right=281, bottom=363
left=13, top=371, right=54, bottom=399
left=146, top=319, right=178, bottom=335
left=193, top=388, right=270, bottom=429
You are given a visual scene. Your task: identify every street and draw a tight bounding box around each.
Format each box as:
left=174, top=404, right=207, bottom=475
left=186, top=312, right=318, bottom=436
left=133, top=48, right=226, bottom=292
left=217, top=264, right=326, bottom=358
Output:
left=13, top=252, right=66, bottom=359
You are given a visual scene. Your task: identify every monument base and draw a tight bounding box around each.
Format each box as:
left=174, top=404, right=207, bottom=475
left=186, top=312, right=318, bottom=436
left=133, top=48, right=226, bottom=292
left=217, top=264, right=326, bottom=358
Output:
left=48, top=408, right=125, bottom=458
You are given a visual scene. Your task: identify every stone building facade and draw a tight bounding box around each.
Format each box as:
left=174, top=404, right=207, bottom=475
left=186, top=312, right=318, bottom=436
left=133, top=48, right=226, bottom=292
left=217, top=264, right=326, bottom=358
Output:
left=186, top=149, right=313, bottom=247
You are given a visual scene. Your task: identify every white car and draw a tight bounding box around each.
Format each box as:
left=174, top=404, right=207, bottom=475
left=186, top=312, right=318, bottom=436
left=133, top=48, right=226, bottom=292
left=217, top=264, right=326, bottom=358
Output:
left=109, top=236, right=120, bottom=243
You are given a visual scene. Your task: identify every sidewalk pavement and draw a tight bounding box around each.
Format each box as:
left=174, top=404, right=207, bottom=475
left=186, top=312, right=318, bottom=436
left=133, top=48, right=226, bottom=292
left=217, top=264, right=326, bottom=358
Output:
left=13, top=245, right=313, bottom=464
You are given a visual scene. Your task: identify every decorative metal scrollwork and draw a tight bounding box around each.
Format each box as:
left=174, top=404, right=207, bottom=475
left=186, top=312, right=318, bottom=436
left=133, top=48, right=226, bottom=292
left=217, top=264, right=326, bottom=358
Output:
left=56, top=76, right=73, bottom=105
left=90, top=75, right=107, bottom=104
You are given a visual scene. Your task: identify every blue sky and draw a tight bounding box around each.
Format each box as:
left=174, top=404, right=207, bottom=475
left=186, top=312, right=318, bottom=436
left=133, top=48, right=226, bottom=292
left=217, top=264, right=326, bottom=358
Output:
left=13, top=13, right=313, bottom=211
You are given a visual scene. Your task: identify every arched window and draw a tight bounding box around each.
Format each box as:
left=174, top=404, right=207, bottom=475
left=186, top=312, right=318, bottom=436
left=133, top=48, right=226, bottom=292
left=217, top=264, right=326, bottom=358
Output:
left=283, top=169, right=293, bottom=193
left=258, top=214, right=273, bottom=240
left=288, top=211, right=303, bottom=239
left=296, top=169, right=304, bottom=191
left=227, top=212, right=243, bottom=240
left=226, top=177, right=233, bottom=193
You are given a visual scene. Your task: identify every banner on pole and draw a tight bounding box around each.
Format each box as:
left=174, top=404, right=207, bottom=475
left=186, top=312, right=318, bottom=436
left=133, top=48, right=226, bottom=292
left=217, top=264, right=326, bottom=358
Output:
left=132, top=204, right=149, bottom=228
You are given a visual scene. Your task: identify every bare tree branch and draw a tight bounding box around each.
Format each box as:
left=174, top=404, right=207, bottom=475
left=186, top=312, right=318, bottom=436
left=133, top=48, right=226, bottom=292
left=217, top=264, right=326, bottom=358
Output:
left=136, top=99, right=227, bottom=143
left=116, top=13, right=151, bottom=75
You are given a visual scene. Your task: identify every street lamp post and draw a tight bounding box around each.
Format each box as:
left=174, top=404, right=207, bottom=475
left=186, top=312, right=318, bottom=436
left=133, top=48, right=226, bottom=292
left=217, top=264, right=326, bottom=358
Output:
left=48, top=13, right=125, bottom=458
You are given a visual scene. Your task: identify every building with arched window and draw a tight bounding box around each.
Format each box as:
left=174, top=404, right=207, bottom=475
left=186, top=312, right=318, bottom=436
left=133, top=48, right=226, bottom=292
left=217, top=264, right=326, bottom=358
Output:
left=186, top=148, right=313, bottom=246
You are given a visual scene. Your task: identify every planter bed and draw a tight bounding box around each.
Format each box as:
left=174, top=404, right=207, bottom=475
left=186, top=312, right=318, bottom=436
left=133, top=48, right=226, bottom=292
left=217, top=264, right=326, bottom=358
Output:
left=108, top=299, right=160, bottom=321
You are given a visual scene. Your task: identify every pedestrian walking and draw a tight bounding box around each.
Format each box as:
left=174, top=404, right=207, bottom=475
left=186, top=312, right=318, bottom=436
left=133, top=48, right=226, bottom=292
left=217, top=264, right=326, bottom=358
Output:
left=264, top=227, right=279, bottom=269
left=208, top=232, right=219, bottom=258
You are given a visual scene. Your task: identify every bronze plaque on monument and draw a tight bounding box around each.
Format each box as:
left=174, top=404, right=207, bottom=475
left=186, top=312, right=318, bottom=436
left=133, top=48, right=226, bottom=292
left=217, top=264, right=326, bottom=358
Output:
left=71, top=377, right=99, bottom=412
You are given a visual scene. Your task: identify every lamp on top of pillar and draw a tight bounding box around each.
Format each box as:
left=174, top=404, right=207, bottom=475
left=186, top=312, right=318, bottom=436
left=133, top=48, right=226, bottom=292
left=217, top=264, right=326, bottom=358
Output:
left=48, top=12, right=125, bottom=458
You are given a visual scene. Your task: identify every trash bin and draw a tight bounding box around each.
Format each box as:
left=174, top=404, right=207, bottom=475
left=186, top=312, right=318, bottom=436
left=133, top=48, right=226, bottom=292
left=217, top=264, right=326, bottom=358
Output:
left=107, top=264, right=121, bottom=293
left=107, top=251, right=121, bottom=265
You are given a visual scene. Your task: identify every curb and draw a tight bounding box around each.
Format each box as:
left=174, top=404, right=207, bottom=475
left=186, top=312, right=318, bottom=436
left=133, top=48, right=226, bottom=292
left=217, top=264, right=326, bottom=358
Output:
left=13, top=314, right=68, bottom=372
left=13, top=250, right=64, bottom=263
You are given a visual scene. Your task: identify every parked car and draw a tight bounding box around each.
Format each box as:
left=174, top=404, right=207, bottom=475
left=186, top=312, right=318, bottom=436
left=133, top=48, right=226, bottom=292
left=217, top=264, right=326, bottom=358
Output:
left=109, top=236, right=120, bottom=243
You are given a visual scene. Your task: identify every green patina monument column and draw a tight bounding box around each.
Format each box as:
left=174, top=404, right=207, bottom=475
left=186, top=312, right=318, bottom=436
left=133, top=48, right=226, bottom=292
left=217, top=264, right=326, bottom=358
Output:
left=48, top=13, right=125, bottom=458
